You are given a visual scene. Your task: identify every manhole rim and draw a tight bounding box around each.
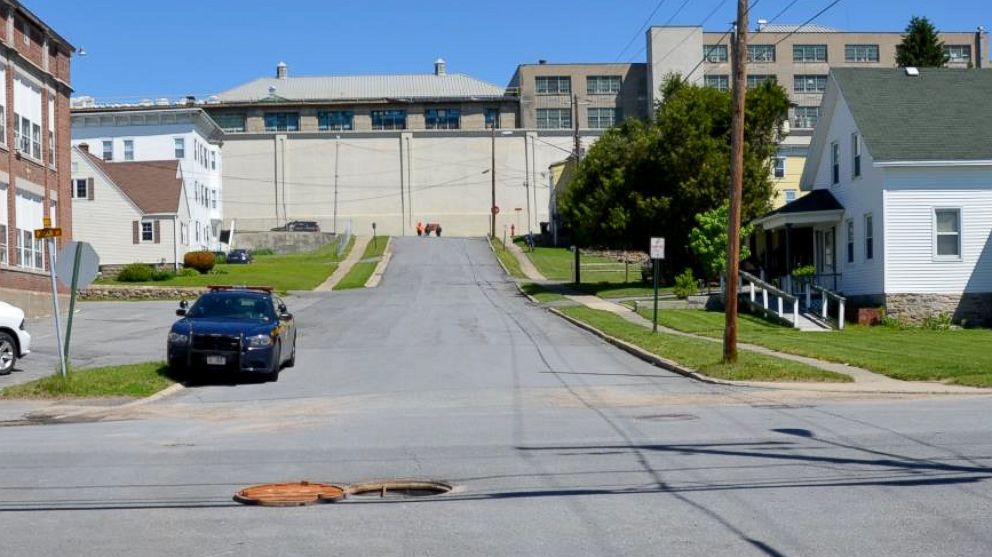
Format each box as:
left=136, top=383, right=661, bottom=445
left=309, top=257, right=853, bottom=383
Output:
left=234, top=481, right=347, bottom=507
left=341, top=479, right=453, bottom=499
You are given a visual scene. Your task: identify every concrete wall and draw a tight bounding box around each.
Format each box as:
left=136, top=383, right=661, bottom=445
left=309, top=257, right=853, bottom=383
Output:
left=221, top=131, right=579, bottom=238
left=233, top=231, right=336, bottom=254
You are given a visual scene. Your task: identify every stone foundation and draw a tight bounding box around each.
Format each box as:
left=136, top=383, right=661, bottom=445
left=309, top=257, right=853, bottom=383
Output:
left=885, top=293, right=992, bottom=327
left=80, top=286, right=208, bottom=301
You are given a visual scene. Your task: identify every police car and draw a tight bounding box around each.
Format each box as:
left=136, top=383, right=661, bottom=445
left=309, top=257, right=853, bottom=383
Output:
left=167, top=286, right=296, bottom=382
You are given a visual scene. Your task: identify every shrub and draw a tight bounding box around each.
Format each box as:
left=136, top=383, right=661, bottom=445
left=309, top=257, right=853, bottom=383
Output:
left=922, top=312, right=953, bottom=331
left=673, top=268, right=699, bottom=299
left=183, top=251, right=216, bottom=274
left=117, top=263, right=154, bottom=282
left=252, top=248, right=275, bottom=256
left=151, top=269, right=175, bottom=281
left=179, top=268, right=199, bottom=278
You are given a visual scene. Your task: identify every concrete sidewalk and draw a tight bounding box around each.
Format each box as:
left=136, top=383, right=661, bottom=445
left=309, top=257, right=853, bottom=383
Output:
left=315, top=236, right=369, bottom=291
left=506, top=238, right=546, bottom=281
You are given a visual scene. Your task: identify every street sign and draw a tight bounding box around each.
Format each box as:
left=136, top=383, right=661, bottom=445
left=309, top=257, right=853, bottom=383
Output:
left=34, top=227, right=62, bottom=239
left=650, top=237, right=665, bottom=260
left=43, top=216, right=52, bottom=227
left=492, top=206, right=500, bottom=215
left=56, top=241, right=100, bottom=289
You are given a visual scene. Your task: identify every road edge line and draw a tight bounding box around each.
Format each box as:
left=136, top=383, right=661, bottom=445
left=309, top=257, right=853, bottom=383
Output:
left=365, top=237, right=393, bottom=288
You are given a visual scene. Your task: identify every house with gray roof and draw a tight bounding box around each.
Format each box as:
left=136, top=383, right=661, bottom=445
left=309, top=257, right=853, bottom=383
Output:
left=754, top=67, right=992, bottom=325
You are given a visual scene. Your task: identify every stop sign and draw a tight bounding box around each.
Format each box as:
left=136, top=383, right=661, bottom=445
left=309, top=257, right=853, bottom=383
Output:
left=56, top=241, right=100, bottom=289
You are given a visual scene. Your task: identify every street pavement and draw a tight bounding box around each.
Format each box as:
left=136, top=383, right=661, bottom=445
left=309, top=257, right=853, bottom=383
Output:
left=1, top=237, right=991, bottom=556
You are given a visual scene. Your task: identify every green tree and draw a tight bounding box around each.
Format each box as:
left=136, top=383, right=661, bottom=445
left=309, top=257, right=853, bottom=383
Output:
left=688, top=204, right=753, bottom=281
left=896, top=16, right=949, bottom=67
left=559, top=75, right=789, bottom=272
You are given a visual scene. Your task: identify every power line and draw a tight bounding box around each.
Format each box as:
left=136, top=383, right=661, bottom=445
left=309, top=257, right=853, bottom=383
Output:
left=767, top=0, right=800, bottom=24
left=631, top=0, right=703, bottom=62
left=681, top=0, right=763, bottom=81
left=773, top=0, right=842, bottom=46
left=615, top=0, right=672, bottom=61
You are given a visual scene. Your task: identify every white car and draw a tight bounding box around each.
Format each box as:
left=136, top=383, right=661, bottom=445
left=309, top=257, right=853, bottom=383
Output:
left=0, top=301, right=31, bottom=375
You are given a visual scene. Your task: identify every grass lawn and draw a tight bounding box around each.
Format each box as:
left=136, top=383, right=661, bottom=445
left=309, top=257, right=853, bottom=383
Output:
left=560, top=306, right=850, bottom=383
left=491, top=237, right=526, bottom=279
left=518, top=242, right=658, bottom=297
left=0, top=361, right=176, bottom=399
left=97, top=238, right=354, bottom=294
left=520, top=283, right=568, bottom=302
left=334, top=236, right=390, bottom=290
left=638, top=308, right=992, bottom=387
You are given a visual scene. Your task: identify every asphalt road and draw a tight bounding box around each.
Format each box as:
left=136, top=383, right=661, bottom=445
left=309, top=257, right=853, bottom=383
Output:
left=2, top=237, right=992, bottom=556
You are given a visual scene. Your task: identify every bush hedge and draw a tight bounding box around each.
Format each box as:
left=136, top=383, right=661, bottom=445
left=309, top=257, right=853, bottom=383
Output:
left=117, top=263, right=154, bottom=282
left=183, top=251, right=216, bottom=274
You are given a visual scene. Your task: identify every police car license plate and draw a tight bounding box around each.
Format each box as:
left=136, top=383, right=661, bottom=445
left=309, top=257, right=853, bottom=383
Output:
left=206, top=356, right=226, bottom=366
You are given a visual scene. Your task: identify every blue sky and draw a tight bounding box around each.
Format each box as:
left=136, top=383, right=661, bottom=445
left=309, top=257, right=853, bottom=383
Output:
left=31, top=0, right=991, bottom=101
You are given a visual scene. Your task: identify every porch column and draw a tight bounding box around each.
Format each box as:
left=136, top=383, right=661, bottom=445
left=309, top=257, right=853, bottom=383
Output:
left=785, top=224, right=793, bottom=273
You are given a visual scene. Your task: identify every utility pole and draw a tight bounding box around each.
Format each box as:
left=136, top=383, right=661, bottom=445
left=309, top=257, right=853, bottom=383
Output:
left=724, top=0, right=749, bottom=363
left=572, top=93, right=581, bottom=159
left=333, top=136, right=340, bottom=235
left=523, top=133, right=532, bottom=239
left=490, top=123, right=497, bottom=239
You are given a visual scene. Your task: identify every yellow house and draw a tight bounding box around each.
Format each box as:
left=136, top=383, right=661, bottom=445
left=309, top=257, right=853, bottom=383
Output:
left=771, top=149, right=807, bottom=208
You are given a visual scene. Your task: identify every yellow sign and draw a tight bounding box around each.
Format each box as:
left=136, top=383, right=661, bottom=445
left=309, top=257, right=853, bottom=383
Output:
left=43, top=216, right=52, bottom=227
left=34, top=227, right=62, bottom=239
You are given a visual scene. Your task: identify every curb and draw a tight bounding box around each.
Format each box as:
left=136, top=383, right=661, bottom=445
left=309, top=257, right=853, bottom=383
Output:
left=488, top=237, right=514, bottom=278
left=22, top=380, right=186, bottom=423
left=364, top=238, right=392, bottom=288
left=119, top=382, right=186, bottom=409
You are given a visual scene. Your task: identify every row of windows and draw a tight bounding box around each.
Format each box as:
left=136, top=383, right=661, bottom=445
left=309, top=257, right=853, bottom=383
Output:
left=2, top=71, right=57, bottom=168
left=841, top=209, right=957, bottom=265
left=704, top=43, right=973, bottom=64
left=535, top=75, right=622, bottom=95
left=830, top=133, right=863, bottom=185
left=536, top=108, right=620, bottom=129
left=705, top=73, right=828, bottom=93
left=220, top=108, right=505, bottom=132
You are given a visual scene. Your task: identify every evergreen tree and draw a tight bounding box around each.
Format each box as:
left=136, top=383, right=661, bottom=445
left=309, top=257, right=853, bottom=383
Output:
left=896, top=16, right=949, bottom=67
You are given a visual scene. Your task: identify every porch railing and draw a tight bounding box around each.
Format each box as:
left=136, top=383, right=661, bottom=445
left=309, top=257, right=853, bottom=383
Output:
left=738, top=271, right=800, bottom=328
left=806, top=284, right=847, bottom=330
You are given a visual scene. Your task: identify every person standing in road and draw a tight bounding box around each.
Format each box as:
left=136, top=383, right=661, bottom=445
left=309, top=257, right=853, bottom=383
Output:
left=416, top=221, right=424, bottom=237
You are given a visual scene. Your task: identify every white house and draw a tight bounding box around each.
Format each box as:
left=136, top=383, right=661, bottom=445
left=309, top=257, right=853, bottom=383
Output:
left=754, top=68, right=992, bottom=324
left=71, top=145, right=190, bottom=269
left=71, top=108, right=224, bottom=251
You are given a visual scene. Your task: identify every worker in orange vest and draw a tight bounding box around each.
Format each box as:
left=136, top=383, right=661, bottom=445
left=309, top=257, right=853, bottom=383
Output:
left=416, top=221, right=424, bottom=237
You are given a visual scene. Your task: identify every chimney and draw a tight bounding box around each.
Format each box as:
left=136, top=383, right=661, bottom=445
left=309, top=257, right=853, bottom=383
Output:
left=78, top=142, right=89, bottom=153
left=185, top=95, right=196, bottom=106
left=977, top=26, right=987, bottom=69
left=756, top=19, right=768, bottom=32
left=276, top=61, right=288, bottom=79
left=434, top=57, right=447, bottom=76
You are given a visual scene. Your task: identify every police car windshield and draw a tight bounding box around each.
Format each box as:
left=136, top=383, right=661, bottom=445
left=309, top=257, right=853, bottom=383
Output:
left=187, top=293, right=274, bottom=321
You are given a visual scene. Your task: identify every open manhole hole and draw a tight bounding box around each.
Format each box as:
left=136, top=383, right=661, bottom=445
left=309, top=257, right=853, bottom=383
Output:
left=234, top=481, right=346, bottom=507
left=635, top=413, right=699, bottom=422
left=346, top=480, right=452, bottom=499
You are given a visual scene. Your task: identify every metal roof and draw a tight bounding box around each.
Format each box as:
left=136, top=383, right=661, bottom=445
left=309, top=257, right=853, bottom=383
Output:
left=757, top=23, right=840, bottom=34
left=216, top=74, right=508, bottom=103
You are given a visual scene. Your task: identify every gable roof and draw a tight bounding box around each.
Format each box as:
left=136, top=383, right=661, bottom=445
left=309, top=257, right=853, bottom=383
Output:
left=77, top=148, right=183, bottom=214
left=831, top=68, right=992, bottom=162
left=216, top=74, right=507, bottom=104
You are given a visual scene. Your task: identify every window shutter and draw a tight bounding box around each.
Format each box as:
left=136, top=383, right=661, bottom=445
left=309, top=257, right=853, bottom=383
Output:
left=154, top=220, right=161, bottom=244
left=87, top=178, right=94, bottom=200
left=132, top=221, right=139, bottom=244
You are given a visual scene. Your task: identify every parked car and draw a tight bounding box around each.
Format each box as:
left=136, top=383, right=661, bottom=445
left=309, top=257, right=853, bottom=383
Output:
left=271, top=220, right=320, bottom=232
left=167, top=286, right=296, bottom=382
left=226, top=249, right=253, bottom=264
left=0, top=301, right=31, bottom=375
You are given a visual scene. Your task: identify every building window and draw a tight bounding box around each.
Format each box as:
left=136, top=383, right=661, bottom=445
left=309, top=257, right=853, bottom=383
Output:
left=73, top=178, right=89, bottom=199
left=264, top=112, right=300, bottom=132
left=0, top=222, right=5, bottom=265
left=124, top=139, right=134, bottom=161
left=536, top=108, right=571, bottom=129
left=846, top=220, right=855, bottom=263
left=587, top=76, right=621, bottom=95
left=317, top=111, right=354, bottom=131
left=746, top=75, right=776, bottom=89
left=214, top=113, right=246, bottom=133
left=47, top=97, right=55, bottom=165
left=14, top=191, right=44, bottom=270
left=852, top=133, right=862, bottom=178
left=774, top=157, right=785, bottom=178
left=141, top=221, right=154, bottom=242
left=845, top=44, right=880, bottom=63
left=587, top=107, right=618, bottom=129
left=864, top=213, right=874, bottom=260
left=704, top=75, right=730, bottom=92
left=102, top=140, right=113, bottom=161
left=793, top=44, right=828, bottom=63
left=371, top=110, right=406, bottom=130
left=484, top=108, right=501, bottom=129
left=211, top=190, right=217, bottom=209
left=831, top=142, right=840, bottom=185
left=794, top=75, right=827, bottom=93
left=793, top=106, right=820, bottom=129
left=211, top=151, right=216, bottom=170
left=535, top=76, right=571, bottom=95
left=935, top=209, right=961, bottom=258
left=944, top=45, right=971, bottom=64
left=747, top=45, right=776, bottom=63
left=704, top=44, right=728, bottom=63
left=784, top=189, right=797, bottom=203
left=13, top=75, right=44, bottom=159
left=425, top=108, right=461, bottom=130
left=174, top=138, right=185, bottom=159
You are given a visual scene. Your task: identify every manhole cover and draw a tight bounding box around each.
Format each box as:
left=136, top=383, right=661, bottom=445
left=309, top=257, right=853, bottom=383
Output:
left=635, top=413, right=699, bottom=422
left=346, top=480, right=452, bottom=499
left=234, top=481, right=346, bottom=507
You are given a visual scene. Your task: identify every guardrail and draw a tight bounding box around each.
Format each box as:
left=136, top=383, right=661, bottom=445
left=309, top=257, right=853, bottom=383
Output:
left=738, top=271, right=800, bottom=328
left=809, top=284, right=846, bottom=330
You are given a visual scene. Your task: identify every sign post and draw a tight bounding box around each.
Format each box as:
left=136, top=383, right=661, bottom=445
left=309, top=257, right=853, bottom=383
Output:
left=371, top=222, right=377, bottom=250
left=55, top=241, right=99, bottom=367
left=35, top=225, right=67, bottom=377
left=650, top=237, right=665, bottom=333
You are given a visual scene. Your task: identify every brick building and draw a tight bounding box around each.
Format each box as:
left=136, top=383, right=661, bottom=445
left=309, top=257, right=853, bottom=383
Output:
left=0, top=1, right=74, bottom=316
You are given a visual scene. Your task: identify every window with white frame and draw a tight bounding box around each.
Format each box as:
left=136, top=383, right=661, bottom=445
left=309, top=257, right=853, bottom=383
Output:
left=704, top=75, right=730, bottom=92
left=774, top=157, right=785, bottom=178
left=211, top=190, right=217, bottom=209
left=124, top=139, right=134, bottom=161
left=587, top=107, right=618, bottom=129
left=141, top=220, right=154, bottom=242
left=845, top=44, right=880, bottom=63
left=73, top=178, right=88, bottom=199
left=704, top=44, right=729, bottom=63
left=14, top=190, right=44, bottom=270
left=747, top=44, right=776, bottom=63
left=831, top=142, right=840, bottom=184
left=535, top=76, right=571, bottom=95
left=0, top=183, right=7, bottom=265
left=746, top=75, right=776, bottom=89
left=793, top=44, right=828, bottom=63
left=47, top=96, right=55, bottom=166
left=213, top=112, right=246, bottom=133
left=864, top=213, right=874, bottom=260
left=174, top=137, right=185, bottom=159
left=371, top=110, right=406, bottom=130
left=13, top=74, right=43, bottom=160
left=425, top=108, right=461, bottom=130
left=934, top=208, right=961, bottom=258
left=102, top=140, right=113, bottom=161
left=852, top=133, right=861, bottom=178
left=793, top=106, right=820, bottom=129
left=0, top=66, right=5, bottom=146
left=944, top=45, right=971, bottom=64
left=211, top=151, right=216, bottom=170
left=587, top=76, right=621, bottom=95
left=536, top=108, right=571, bottom=129
left=794, top=75, right=827, bottom=93
left=846, top=219, right=854, bottom=263
left=784, top=189, right=797, bottom=203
